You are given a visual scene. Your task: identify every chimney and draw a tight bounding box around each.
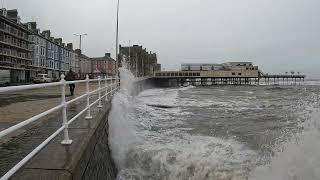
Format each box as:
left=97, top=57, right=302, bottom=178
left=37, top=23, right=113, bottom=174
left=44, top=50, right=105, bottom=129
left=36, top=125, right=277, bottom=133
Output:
left=75, top=49, right=82, bottom=55
left=27, top=22, right=37, bottom=31
left=0, top=8, right=7, bottom=17
left=42, top=30, right=51, bottom=39
left=7, top=9, right=20, bottom=23
left=67, top=43, right=73, bottom=50
left=54, top=38, right=62, bottom=45
left=105, top=53, right=111, bottom=57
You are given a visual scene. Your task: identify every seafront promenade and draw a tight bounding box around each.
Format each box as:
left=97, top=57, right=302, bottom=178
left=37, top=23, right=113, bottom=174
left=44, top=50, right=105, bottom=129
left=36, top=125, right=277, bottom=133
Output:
left=0, top=82, right=99, bottom=132
left=0, top=76, right=121, bottom=180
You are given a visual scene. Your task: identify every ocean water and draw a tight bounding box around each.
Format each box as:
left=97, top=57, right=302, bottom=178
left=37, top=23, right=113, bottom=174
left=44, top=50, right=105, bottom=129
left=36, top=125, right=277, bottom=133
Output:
left=109, top=69, right=320, bottom=180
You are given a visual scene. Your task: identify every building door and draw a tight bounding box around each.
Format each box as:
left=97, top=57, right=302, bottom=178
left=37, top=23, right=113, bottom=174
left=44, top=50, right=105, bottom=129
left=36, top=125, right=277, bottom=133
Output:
left=25, top=70, right=30, bottom=82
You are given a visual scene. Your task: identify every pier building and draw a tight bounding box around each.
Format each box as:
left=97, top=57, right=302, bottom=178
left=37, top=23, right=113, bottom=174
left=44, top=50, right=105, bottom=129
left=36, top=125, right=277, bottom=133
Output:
left=154, top=62, right=305, bottom=86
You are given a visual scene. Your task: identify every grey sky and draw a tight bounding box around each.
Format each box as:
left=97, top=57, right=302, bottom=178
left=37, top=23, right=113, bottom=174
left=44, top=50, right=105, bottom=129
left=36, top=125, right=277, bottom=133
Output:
left=5, top=0, right=320, bottom=78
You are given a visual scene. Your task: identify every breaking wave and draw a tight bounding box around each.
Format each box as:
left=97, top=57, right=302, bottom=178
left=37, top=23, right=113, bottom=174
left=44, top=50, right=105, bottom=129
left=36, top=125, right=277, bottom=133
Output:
left=109, top=69, right=320, bottom=180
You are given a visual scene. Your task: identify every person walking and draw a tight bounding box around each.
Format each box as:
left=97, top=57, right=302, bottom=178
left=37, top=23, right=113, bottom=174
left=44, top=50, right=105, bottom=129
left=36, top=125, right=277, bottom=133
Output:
left=65, top=69, right=76, bottom=96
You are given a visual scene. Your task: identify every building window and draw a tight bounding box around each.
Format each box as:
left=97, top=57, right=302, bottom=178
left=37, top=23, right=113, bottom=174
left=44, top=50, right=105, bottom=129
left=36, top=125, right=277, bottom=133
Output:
left=238, top=73, right=242, bottom=75
left=232, top=72, right=235, bottom=75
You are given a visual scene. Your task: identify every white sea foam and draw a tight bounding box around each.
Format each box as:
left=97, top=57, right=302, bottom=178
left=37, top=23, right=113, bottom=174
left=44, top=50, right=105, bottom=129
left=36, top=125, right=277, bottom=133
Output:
left=118, top=134, right=257, bottom=180
left=178, top=85, right=196, bottom=91
left=108, top=66, right=139, bottom=168
left=250, top=107, right=320, bottom=180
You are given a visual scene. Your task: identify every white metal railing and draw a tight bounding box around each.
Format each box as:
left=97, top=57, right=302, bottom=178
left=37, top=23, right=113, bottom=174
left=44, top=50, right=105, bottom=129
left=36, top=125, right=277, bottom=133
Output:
left=0, top=74, right=120, bottom=180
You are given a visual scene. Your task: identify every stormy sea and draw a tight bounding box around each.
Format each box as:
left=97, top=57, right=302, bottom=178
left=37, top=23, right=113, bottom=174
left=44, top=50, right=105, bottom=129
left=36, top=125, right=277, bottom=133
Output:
left=108, top=67, right=320, bottom=180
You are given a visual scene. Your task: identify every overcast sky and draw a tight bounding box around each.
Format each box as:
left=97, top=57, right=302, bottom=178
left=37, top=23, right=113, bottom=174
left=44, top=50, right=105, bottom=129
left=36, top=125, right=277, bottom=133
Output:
left=4, top=0, right=320, bottom=78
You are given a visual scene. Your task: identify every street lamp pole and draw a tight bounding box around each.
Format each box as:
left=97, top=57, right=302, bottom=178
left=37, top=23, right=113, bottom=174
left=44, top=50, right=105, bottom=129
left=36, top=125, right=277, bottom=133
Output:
left=115, top=0, right=120, bottom=77
left=129, top=40, right=131, bottom=71
left=74, top=33, right=87, bottom=76
left=74, top=33, right=87, bottom=53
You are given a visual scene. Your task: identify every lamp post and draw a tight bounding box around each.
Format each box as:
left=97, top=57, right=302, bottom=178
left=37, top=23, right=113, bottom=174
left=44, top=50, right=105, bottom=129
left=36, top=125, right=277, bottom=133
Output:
left=74, top=33, right=87, bottom=51
left=74, top=33, right=87, bottom=76
left=129, top=40, right=131, bottom=71
left=115, top=0, right=120, bottom=77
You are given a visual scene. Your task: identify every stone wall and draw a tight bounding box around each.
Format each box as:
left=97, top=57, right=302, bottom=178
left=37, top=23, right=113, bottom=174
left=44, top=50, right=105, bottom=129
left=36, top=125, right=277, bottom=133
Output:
left=81, top=105, right=117, bottom=180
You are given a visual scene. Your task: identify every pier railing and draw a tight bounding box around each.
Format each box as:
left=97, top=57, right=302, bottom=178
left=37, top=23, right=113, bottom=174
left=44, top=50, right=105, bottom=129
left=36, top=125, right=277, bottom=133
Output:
left=0, top=74, right=120, bottom=180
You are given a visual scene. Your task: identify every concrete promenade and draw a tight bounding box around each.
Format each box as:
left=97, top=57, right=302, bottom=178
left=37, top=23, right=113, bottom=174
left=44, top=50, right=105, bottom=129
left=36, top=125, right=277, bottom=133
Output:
left=0, top=82, right=117, bottom=179
left=0, top=82, right=98, bottom=137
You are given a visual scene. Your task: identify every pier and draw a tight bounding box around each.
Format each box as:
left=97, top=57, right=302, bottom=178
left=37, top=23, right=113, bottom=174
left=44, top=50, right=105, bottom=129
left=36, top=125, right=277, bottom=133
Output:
left=152, top=62, right=306, bottom=86
left=153, top=71, right=306, bottom=86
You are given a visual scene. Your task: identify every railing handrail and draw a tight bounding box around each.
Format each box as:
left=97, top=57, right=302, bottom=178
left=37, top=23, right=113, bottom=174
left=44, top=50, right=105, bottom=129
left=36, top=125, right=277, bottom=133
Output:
left=0, top=77, right=117, bottom=93
left=0, top=74, right=120, bottom=180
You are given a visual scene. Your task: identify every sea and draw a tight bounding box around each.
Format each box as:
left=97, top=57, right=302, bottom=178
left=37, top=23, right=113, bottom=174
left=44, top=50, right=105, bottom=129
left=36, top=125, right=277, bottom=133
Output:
left=108, top=67, right=320, bottom=180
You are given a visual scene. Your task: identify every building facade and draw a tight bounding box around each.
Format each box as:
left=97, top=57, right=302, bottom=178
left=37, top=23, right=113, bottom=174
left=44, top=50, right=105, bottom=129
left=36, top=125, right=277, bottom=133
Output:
left=181, top=62, right=258, bottom=72
left=91, top=53, right=116, bottom=78
left=119, top=45, right=159, bottom=77
left=67, top=43, right=79, bottom=74
left=0, top=9, right=35, bottom=83
left=75, top=49, right=91, bottom=79
left=0, top=8, right=121, bottom=83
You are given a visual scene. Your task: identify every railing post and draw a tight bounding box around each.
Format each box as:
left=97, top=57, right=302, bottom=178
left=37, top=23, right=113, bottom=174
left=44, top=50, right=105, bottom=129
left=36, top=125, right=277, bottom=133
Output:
left=105, top=75, right=108, bottom=101
left=85, top=74, right=93, bottom=119
left=110, top=77, right=113, bottom=96
left=97, top=76, right=103, bottom=108
left=117, top=77, right=120, bottom=90
left=60, top=74, right=72, bottom=145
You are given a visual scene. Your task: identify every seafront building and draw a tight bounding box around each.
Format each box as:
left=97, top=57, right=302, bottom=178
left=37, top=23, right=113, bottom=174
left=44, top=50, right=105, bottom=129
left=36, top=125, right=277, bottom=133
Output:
left=91, top=53, right=116, bottom=78
left=0, top=8, right=159, bottom=84
left=155, top=62, right=260, bottom=84
left=0, top=8, right=118, bottom=83
left=179, top=62, right=259, bottom=77
left=0, top=9, right=34, bottom=83
left=119, top=45, right=161, bottom=77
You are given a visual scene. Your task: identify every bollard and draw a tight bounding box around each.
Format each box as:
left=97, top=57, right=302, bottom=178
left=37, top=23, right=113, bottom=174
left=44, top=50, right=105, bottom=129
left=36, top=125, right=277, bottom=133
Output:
left=60, top=74, right=72, bottom=145
left=85, top=74, right=93, bottom=119
left=105, top=75, right=108, bottom=101
left=97, top=76, right=103, bottom=108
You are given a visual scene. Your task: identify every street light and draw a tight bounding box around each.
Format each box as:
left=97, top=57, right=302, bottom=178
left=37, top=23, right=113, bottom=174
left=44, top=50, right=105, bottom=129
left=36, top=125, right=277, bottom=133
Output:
left=74, top=33, right=87, bottom=76
left=74, top=33, right=88, bottom=50
left=115, top=0, right=120, bottom=77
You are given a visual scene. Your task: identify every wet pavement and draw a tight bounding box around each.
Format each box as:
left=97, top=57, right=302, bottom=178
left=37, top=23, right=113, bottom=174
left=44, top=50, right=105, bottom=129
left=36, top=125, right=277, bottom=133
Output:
left=0, top=82, right=110, bottom=177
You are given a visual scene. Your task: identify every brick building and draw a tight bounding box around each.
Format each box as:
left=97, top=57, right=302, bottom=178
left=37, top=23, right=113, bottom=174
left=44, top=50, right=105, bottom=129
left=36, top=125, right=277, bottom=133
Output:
left=91, top=53, right=116, bottom=78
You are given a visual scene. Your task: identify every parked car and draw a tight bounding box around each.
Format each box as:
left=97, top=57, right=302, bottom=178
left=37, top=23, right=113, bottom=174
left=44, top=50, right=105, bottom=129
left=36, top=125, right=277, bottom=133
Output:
left=0, top=70, right=10, bottom=86
left=33, top=74, right=52, bottom=83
